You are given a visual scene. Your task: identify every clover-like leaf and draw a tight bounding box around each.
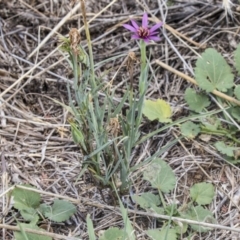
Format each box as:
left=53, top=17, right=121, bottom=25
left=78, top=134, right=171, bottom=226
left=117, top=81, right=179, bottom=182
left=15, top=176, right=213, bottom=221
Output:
left=42, top=199, right=76, bottom=222
left=180, top=121, right=200, bottom=139
left=195, top=48, right=234, bottom=92
left=190, top=182, right=215, bottom=205
left=147, top=227, right=177, bottom=240
left=99, top=227, right=125, bottom=240
left=133, top=193, right=161, bottom=209
left=143, top=99, right=172, bottom=123
left=184, top=88, right=210, bottom=112
left=181, top=206, right=216, bottom=233
left=234, top=44, right=240, bottom=75
left=215, top=141, right=237, bottom=157
left=12, top=185, right=41, bottom=211
left=143, top=158, right=176, bottom=193
left=14, top=222, right=52, bottom=240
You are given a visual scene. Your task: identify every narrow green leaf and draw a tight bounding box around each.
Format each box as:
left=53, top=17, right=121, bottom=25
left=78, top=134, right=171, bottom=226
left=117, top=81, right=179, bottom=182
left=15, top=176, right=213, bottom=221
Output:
left=215, top=141, right=237, bottom=157
left=143, top=99, right=172, bottom=123
left=87, top=214, right=96, bottom=240
left=12, top=185, right=41, bottom=211
left=143, top=158, right=176, bottom=193
left=119, top=201, right=135, bottom=240
left=190, top=182, right=215, bottom=205
left=195, top=48, right=234, bottom=92
left=180, top=121, right=200, bottom=139
left=43, top=199, right=76, bottom=222
left=234, top=44, right=240, bottom=75
left=184, top=88, right=210, bottom=112
left=14, top=222, right=52, bottom=240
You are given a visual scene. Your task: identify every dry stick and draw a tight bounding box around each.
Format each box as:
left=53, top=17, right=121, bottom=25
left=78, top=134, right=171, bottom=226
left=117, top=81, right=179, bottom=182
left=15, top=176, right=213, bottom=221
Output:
left=3, top=185, right=240, bottom=234
left=28, top=0, right=118, bottom=59
left=0, top=0, right=118, bottom=100
left=0, top=224, right=81, bottom=240
left=156, top=59, right=240, bottom=106
left=27, top=2, right=81, bottom=59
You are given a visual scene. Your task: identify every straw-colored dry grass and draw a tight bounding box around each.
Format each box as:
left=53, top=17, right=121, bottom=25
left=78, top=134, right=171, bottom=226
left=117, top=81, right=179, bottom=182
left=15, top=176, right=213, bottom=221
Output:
left=1, top=0, right=240, bottom=239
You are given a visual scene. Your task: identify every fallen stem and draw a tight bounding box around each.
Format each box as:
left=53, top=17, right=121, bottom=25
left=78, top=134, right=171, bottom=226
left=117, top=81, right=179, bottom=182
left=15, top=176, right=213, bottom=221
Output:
left=156, top=59, right=240, bottom=106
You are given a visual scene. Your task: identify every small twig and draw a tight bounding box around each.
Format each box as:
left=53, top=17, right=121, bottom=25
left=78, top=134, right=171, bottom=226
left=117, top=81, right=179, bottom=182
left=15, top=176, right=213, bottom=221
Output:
left=0, top=224, right=81, bottom=240
left=156, top=59, right=240, bottom=106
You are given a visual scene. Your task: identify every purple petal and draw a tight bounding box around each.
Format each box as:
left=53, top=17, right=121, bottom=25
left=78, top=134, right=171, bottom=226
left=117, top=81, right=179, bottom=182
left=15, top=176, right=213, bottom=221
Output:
left=123, top=24, right=138, bottom=33
left=150, top=22, right=163, bottom=33
left=149, top=31, right=159, bottom=36
left=132, top=35, right=141, bottom=40
left=143, top=38, right=150, bottom=43
left=149, top=36, right=161, bottom=41
left=142, top=13, right=148, bottom=28
left=130, top=19, right=139, bottom=30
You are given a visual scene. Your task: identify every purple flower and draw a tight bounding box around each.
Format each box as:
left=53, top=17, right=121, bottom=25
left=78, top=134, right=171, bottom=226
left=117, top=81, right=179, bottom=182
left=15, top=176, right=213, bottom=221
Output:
left=123, top=13, right=163, bottom=43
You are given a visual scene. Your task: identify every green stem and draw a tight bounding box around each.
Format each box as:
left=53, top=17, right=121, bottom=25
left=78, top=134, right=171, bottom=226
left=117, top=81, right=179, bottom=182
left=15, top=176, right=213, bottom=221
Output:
left=158, top=189, right=167, bottom=209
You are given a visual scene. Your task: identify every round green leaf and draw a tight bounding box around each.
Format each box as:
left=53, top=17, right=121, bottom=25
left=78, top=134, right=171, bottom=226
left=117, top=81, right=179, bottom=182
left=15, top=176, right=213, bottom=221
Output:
left=190, top=182, right=215, bottom=205
left=147, top=227, right=177, bottom=240
left=143, top=158, right=176, bottom=193
left=195, top=48, right=234, bottom=92
left=143, top=99, right=172, bottom=123
left=184, top=88, right=210, bottom=112
left=43, top=199, right=76, bottom=222
left=234, top=85, right=240, bottom=100
left=234, top=44, right=240, bottom=75
left=180, top=121, right=200, bottom=139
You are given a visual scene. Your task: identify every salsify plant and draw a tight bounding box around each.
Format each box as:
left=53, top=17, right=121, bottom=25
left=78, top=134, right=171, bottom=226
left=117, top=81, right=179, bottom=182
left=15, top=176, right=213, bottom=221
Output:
left=60, top=8, right=163, bottom=193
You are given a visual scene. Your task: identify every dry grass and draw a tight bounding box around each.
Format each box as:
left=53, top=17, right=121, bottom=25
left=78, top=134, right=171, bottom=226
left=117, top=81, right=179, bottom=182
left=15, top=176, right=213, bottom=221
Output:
left=1, top=0, right=240, bottom=239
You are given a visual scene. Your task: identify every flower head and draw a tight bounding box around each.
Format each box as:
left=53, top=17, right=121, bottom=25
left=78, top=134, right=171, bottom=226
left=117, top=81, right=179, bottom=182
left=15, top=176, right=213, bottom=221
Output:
left=123, top=13, right=163, bottom=43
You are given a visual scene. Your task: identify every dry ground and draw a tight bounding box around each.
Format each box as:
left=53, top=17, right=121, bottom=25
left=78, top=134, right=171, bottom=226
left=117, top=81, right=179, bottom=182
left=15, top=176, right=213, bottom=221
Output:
left=1, top=0, right=240, bottom=239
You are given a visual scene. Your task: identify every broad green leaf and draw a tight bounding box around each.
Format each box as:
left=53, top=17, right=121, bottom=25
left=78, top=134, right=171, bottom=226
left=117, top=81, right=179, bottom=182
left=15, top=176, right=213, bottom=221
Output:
left=150, top=205, right=165, bottom=215
left=181, top=205, right=216, bottom=233
left=174, top=221, right=188, bottom=235
left=143, top=158, right=176, bottom=193
left=132, top=193, right=160, bottom=209
left=43, top=199, right=76, bottom=222
left=146, top=227, right=177, bottom=240
left=143, top=99, right=172, bottom=123
left=180, top=121, right=200, bottom=139
left=195, top=48, right=234, bottom=92
left=184, top=88, right=210, bottom=112
left=14, top=222, right=52, bottom=240
left=229, top=107, right=240, bottom=121
left=190, top=182, right=215, bottom=205
left=165, top=204, right=179, bottom=216
left=201, top=117, right=220, bottom=131
left=87, top=214, right=96, bottom=240
left=234, top=44, right=240, bottom=75
left=99, top=227, right=124, bottom=240
left=20, top=208, right=39, bottom=222
left=38, top=203, right=51, bottom=216
left=234, top=85, right=240, bottom=100
left=12, top=185, right=41, bottom=211
left=215, top=141, right=237, bottom=157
